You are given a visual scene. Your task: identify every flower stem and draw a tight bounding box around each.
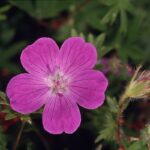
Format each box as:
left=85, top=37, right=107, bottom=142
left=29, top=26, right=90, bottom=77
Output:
left=13, top=121, right=25, bottom=150
left=32, top=121, right=50, bottom=150
left=147, top=142, right=150, bottom=150
left=116, top=92, right=129, bottom=145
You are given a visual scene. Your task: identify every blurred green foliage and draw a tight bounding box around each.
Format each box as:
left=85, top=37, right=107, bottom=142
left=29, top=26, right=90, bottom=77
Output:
left=95, top=97, right=118, bottom=142
left=0, top=0, right=150, bottom=73
left=0, top=5, right=10, bottom=21
left=10, top=0, right=78, bottom=19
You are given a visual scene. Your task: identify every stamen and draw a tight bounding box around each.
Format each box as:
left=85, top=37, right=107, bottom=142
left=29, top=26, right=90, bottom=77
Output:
left=45, top=70, right=70, bottom=96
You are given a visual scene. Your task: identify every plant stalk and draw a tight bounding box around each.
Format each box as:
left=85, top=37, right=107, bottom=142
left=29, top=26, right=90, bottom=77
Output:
left=13, top=121, right=25, bottom=150
left=116, top=92, right=129, bottom=145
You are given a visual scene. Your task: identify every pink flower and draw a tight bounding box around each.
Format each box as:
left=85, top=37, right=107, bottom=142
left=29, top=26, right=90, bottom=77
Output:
left=6, top=37, right=108, bottom=134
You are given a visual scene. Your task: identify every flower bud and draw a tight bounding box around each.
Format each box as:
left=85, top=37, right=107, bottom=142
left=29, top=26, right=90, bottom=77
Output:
left=125, top=66, right=150, bottom=99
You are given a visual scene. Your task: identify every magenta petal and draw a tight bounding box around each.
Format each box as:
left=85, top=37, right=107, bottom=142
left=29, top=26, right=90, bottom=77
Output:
left=21, top=38, right=59, bottom=76
left=6, top=73, right=49, bottom=114
left=70, top=70, right=108, bottom=109
left=42, top=95, right=81, bottom=134
left=59, top=37, right=97, bottom=74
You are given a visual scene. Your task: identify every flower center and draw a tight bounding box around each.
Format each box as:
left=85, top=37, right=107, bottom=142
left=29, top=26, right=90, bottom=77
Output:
left=46, top=70, right=70, bottom=96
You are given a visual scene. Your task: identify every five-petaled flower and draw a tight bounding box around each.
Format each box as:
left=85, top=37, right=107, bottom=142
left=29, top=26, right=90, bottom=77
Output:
left=6, top=37, right=108, bottom=134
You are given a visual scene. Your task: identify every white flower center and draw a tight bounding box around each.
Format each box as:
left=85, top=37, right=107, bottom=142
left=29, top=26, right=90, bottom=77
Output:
left=45, top=70, right=70, bottom=96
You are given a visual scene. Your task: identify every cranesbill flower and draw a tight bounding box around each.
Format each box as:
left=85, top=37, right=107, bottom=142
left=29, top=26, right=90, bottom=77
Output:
left=6, top=37, right=108, bottom=134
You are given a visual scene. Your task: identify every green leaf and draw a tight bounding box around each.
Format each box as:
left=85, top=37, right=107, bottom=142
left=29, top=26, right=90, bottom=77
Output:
left=71, top=28, right=78, bottom=37
left=127, top=141, right=147, bottom=150
left=0, top=15, right=7, bottom=21
left=0, top=28, right=15, bottom=44
left=55, top=24, right=72, bottom=41
left=106, top=96, right=118, bottom=114
left=88, top=33, right=94, bottom=43
left=99, top=0, right=116, bottom=6
left=5, top=113, right=17, bottom=120
left=10, top=0, right=76, bottom=19
left=0, top=91, right=7, bottom=102
left=75, top=1, right=106, bottom=31
left=95, top=33, right=106, bottom=47
left=101, top=6, right=118, bottom=25
left=1, top=109, right=11, bottom=113
left=0, top=5, right=11, bottom=22
left=120, top=9, right=128, bottom=33
left=118, top=0, right=134, bottom=13
left=95, top=112, right=117, bottom=142
left=79, top=32, right=85, bottom=39
left=0, top=5, right=11, bottom=13
left=0, top=126, right=7, bottom=150
left=1, top=41, right=26, bottom=61
left=98, top=45, right=113, bottom=57
left=95, top=96, right=118, bottom=142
